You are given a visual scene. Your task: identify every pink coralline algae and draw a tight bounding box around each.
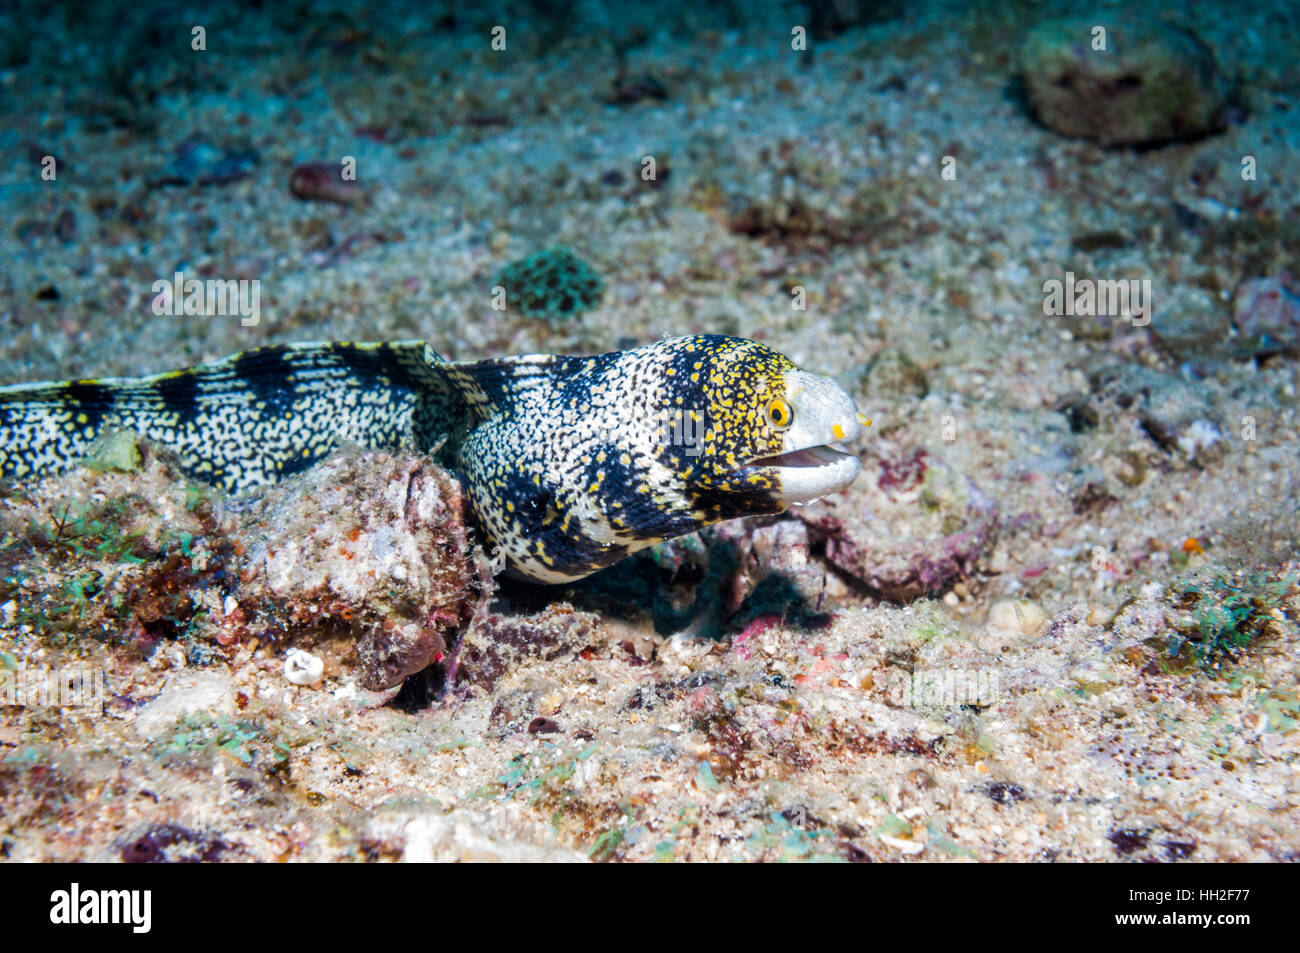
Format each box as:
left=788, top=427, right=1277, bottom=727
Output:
left=797, top=446, right=998, bottom=601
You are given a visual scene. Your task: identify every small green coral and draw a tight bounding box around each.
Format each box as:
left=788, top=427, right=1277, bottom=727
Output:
left=1165, top=570, right=1297, bottom=673
left=495, top=247, right=604, bottom=321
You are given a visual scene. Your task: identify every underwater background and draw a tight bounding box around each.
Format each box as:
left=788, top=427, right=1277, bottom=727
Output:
left=0, top=0, right=1298, bottom=861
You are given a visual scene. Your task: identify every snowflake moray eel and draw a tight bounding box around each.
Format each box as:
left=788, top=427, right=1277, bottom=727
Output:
left=0, top=335, right=868, bottom=583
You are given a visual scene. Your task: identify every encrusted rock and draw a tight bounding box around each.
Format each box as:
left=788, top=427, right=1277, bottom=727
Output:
left=852, top=347, right=928, bottom=399
left=709, top=518, right=827, bottom=615
left=1151, top=302, right=1232, bottom=363
left=457, top=604, right=598, bottom=692
left=796, top=446, right=997, bottom=601
left=1157, top=277, right=1300, bottom=362
left=288, top=161, right=365, bottom=205
left=228, top=449, right=479, bottom=690
left=1020, top=18, right=1229, bottom=146
left=1233, top=276, right=1300, bottom=356
left=1090, top=364, right=1225, bottom=466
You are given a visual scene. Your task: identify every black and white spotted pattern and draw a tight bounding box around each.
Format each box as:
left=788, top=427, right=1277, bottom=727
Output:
left=448, top=335, right=796, bottom=582
left=0, top=334, right=832, bottom=583
left=0, top=341, right=461, bottom=491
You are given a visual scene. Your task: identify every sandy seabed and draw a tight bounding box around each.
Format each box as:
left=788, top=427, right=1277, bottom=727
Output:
left=0, top=0, right=1298, bottom=861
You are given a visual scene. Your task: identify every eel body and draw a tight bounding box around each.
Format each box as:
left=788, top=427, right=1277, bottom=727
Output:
left=0, top=335, right=866, bottom=583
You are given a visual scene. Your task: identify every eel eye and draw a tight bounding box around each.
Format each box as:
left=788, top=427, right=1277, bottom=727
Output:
left=766, top=397, right=793, bottom=431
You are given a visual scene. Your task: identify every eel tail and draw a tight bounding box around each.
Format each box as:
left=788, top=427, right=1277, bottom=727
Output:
left=0, top=341, right=464, bottom=493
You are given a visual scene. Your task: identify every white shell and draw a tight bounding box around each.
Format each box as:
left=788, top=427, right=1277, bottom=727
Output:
left=284, top=648, right=324, bottom=685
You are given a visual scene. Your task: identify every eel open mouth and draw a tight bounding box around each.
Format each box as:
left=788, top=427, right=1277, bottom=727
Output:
left=746, top=444, right=862, bottom=505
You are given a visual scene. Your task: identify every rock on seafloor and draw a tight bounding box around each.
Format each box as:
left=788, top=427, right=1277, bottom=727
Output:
left=288, top=161, right=366, bottom=206
left=228, top=449, right=480, bottom=690
left=1020, top=18, right=1230, bottom=146
left=1089, top=363, right=1224, bottom=466
left=849, top=347, right=929, bottom=399
left=1233, top=276, right=1300, bottom=356
left=1151, top=277, right=1300, bottom=364
left=721, top=518, right=827, bottom=612
left=796, top=446, right=997, bottom=600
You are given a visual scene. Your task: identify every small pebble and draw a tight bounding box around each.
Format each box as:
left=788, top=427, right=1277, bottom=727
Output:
left=1086, top=604, right=1114, bottom=626
left=986, top=599, right=1049, bottom=642
left=289, top=162, right=364, bottom=205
